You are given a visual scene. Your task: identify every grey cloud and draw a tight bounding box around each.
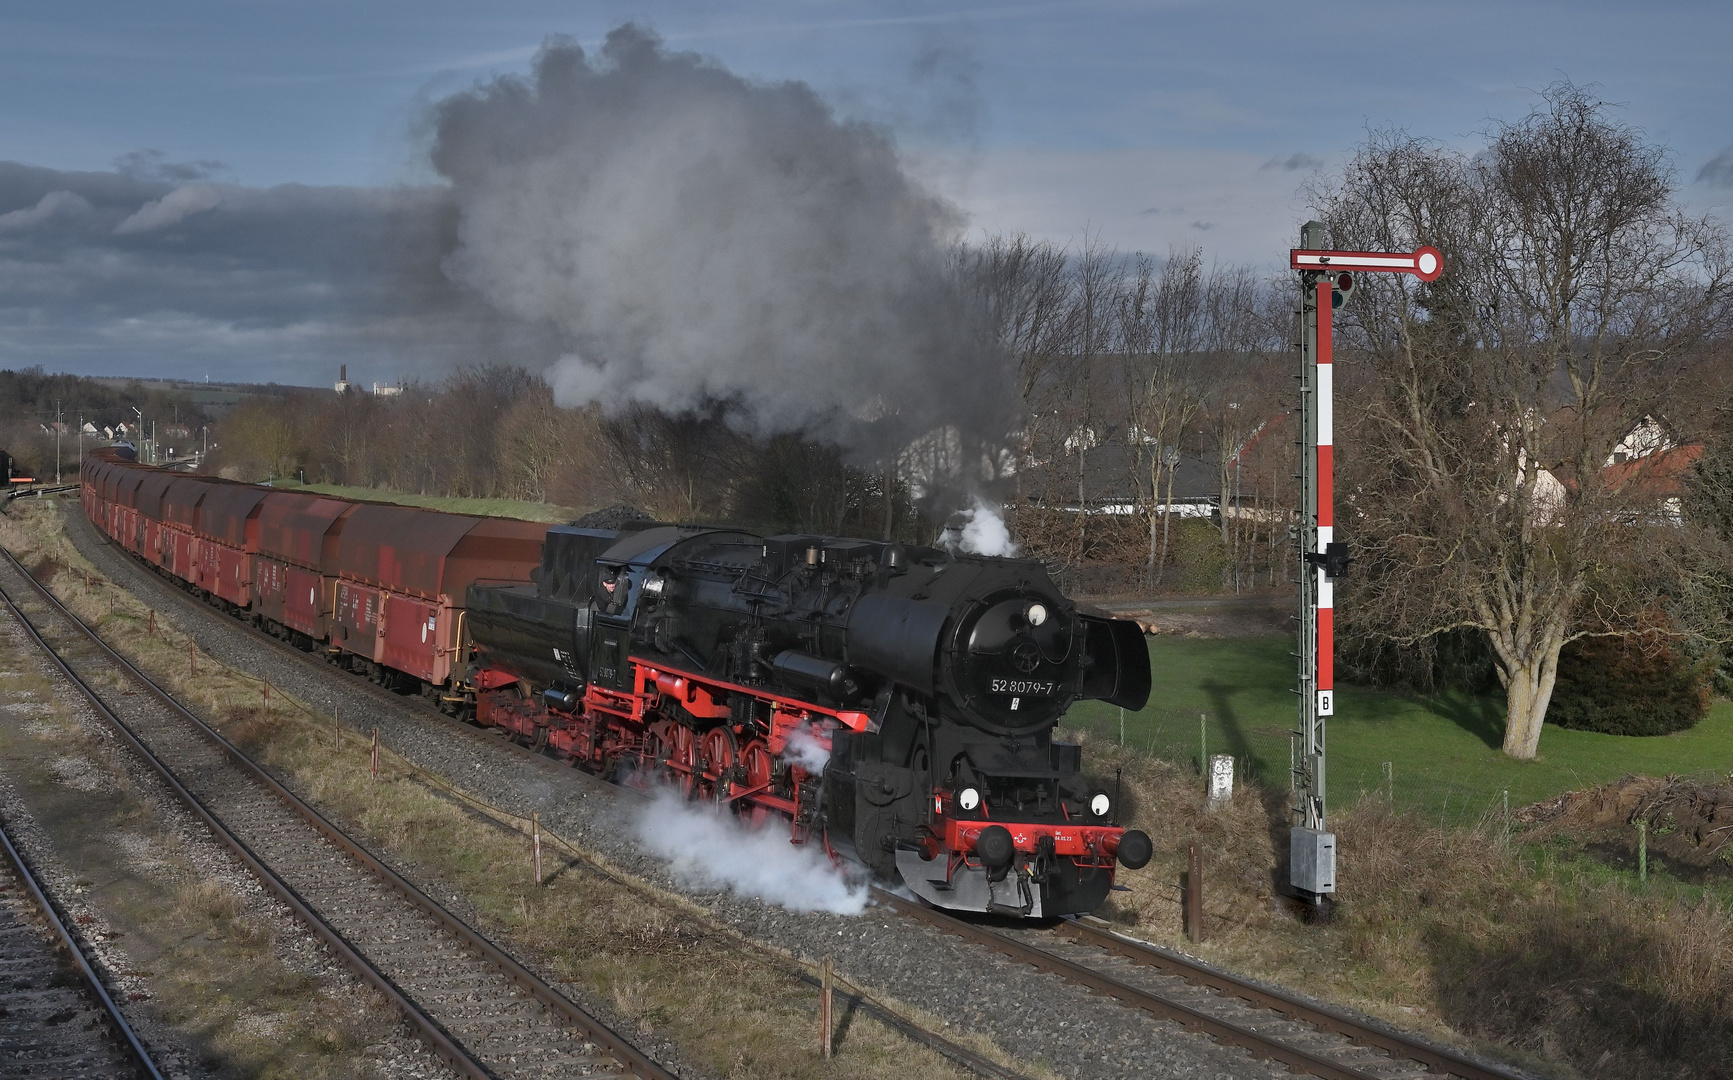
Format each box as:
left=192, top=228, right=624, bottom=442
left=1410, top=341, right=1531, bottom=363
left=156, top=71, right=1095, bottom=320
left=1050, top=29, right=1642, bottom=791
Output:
left=1698, top=146, right=1733, bottom=188
left=0, top=160, right=504, bottom=385
left=426, top=27, right=1010, bottom=449
left=113, top=149, right=229, bottom=184
left=1261, top=152, right=1324, bottom=172
left=1189, top=221, right=1215, bottom=231
left=114, top=183, right=224, bottom=234
left=0, top=190, right=92, bottom=232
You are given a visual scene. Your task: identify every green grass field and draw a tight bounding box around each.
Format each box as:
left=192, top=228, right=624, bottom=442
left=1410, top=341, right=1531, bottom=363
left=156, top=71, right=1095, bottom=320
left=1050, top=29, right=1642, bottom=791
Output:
left=268, top=481, right=579, bottom=523
left=1065, top=635, right=1733, bottom=821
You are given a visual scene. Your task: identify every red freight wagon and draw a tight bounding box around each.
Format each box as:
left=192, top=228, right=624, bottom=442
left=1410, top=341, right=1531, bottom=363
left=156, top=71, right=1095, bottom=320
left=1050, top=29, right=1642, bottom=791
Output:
left=80, top=459, right=103, bottom=523
left=254, top=492, right=356, bottom=640
left=160, top=477, right=217, bottom=585
left=94, top=460, right=126, bottom=537
left=113, top=468, right=151, bottom=553
left=332, top=505, right=544, bottom=685
left=134, top=471, right=182, bottom=568
left=195, top=483, right=271, bottom=607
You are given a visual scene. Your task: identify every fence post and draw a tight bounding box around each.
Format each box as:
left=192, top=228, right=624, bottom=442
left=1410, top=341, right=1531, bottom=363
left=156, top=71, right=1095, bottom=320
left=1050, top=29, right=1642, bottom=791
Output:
left=262, top=677, right=269, bottom=710
left=148, top=609, right=155, bottom=635
left=532, top=811, right=543, bottom=886
left=371, top=727, right=379, bottom=781
left=1638, top=818, right=1648, bottom=884
left=189, top=638, right=195, bottom=676
left=333, top=703, right=340, bottom=746
left=1185, top=844, right=1203, bottom=943
left=820, top=956, right=834, bottom=1059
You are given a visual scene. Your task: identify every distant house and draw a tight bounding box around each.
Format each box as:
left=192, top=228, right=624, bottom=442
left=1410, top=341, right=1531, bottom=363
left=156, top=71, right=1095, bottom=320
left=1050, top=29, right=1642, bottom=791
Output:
left=1529, top=416, right=1701, bottom=526
left=1018, top=412, right=1290, bottom=521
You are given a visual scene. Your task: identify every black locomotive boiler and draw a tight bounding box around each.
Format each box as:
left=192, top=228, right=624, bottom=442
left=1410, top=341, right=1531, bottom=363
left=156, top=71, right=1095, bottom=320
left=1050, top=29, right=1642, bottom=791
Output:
left=465, top=523, right=1154, bottom=918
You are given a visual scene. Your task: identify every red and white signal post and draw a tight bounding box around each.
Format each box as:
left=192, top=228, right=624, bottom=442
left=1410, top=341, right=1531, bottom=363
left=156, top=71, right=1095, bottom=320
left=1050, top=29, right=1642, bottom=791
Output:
left=1288, top=222, right=1442, bottom=908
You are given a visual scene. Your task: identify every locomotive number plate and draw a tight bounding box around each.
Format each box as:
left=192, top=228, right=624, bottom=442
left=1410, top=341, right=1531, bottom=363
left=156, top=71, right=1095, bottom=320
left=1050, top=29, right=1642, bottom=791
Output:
left=991, top=679, right=1056, bottom=695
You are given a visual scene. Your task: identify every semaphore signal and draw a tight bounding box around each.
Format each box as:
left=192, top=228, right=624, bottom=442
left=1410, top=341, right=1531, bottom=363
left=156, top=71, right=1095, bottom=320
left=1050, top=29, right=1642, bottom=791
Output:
left=1290, top=244, right=1444, bottom=281
left=1288, top=224, right=1444, bottom=913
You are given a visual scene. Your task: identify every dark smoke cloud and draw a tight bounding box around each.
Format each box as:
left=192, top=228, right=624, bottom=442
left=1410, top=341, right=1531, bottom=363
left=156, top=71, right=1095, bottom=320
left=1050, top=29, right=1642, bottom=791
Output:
left=0, top=158, right=529, bottom=384
left=1699, top=146, right=1733, bottom=189
left=427, top=26, right=1012, bottom=451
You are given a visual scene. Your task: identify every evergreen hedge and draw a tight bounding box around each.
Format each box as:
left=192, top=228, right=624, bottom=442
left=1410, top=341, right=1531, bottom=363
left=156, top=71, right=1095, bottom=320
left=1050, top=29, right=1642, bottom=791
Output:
left=1547, top=634, right=1713, bottom=737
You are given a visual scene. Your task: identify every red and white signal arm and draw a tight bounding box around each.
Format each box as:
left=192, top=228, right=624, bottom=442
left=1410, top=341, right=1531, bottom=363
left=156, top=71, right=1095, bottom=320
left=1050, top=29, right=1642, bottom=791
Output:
left=1289, top=245, right=1443, bottom=282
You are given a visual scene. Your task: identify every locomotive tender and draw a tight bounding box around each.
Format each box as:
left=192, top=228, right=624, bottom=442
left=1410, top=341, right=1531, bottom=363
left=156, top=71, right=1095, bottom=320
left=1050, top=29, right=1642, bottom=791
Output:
left=80, top=449, right=1154, bottom=917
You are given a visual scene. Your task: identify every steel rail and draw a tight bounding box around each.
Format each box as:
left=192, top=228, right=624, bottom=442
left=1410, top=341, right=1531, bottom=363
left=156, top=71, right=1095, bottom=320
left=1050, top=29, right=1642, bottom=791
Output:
left=0, top=815, right=167, bottom=1080
left=0, top=545, right=678, bottom=1080
left=876, top=889, right=1523, bottom=1080
left=1060, top=917, right=1525, bottom=1080
left=64, top=508, right=1045, bottom=1080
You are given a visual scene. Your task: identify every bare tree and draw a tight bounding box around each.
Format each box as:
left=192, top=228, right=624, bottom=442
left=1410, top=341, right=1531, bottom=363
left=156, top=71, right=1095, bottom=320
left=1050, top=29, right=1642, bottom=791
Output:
left=1324, top=85, right=1732, bottom=759
left=1196, top=271, right=1283, bottom=590
left=1120, top=246, right=1207, bottom=583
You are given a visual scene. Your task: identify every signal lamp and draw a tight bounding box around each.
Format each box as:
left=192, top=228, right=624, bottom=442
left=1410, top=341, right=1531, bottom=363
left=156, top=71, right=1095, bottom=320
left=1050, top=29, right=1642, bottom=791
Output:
left=1025, top=602, right=1048, bottom=627
left=1336, top=271, right=1354, bottom=293
left=957, top=787, right=981, bottom=812
left=1088, top=791, right=1112, bottom=818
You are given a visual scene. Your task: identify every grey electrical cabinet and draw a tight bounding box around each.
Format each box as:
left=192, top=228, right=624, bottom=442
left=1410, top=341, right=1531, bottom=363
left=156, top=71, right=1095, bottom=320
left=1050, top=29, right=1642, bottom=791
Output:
left=1290, top=827, right=1336, bottom=896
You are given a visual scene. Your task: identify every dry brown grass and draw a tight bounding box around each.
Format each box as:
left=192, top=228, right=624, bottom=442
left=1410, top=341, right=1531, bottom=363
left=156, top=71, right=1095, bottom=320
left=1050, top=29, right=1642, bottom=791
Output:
left=1071, top=725, right=1733, bottom=1079
left=2, top=499, right=1026, bottom=1080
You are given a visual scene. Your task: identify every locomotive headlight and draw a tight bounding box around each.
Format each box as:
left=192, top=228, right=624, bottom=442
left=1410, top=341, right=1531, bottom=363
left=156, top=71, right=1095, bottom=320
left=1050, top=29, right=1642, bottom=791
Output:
left=1088, top=790, right=1112, bottom=818
left=957, top=787, right=981, bottom=812
left=1024, top=602, right=1048, bottom=627
left=643, top=574, right=666, bottom=597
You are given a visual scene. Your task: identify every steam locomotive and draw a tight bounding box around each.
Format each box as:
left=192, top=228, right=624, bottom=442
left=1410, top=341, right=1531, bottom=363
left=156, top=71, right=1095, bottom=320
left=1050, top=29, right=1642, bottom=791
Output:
left=80, top=450, right=1154, bottom=917
left=470, top=524, right=1154, bottom=916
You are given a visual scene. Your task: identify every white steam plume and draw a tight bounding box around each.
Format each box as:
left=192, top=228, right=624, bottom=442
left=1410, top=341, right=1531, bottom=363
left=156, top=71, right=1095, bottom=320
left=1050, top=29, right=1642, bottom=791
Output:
left=631, top=788, right=867, bottom=915
left=781, top=723, right=831, bottom=772
left=958, top=497, right=1017, bottom=557
left=426, top=26, right=1012, bottom=451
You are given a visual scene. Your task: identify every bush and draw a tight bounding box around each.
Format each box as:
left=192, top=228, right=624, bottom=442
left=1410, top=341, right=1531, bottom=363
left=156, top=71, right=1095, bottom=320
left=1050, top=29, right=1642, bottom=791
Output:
left=1547, top=634, right=1712, bottom=736
left=1169, top=518, right=1228, bottom=592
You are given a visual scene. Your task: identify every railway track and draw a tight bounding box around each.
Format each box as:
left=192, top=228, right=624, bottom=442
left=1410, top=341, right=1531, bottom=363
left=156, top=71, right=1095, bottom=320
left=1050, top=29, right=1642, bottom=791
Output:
left=0, top=815, right=166, bottom=1079
left=878, top=891, right=1529, bottom=1080
left=0, top=543, right=678, bottom=1080
left=50, top=500, right=1533, bottom=1080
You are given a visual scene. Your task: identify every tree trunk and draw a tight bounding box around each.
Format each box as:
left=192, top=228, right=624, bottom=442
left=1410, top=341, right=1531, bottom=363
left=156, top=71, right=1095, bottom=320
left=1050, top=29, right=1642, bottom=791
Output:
left=1158, top=462, right=1176, bottom=579
left=1496, top=637, right=1564, bottom=760
left=883, top=459, right=895, bottom=541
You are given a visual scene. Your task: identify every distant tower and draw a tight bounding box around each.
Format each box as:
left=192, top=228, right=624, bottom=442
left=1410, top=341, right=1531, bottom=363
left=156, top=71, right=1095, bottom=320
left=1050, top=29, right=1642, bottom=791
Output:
left=335, top=364, right=351, bottom=394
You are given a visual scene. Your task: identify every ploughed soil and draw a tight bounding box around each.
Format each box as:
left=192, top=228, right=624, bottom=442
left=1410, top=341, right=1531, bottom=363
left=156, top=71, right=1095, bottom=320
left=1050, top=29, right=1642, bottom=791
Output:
left=1519, top=775, right=1733, bottom=881
left=1090, top=596, right=1293, bottom=638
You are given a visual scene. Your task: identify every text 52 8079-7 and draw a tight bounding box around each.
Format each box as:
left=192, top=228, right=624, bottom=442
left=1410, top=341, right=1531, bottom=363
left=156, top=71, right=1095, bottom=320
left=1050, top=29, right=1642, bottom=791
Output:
left=991, top=679, right=1056, bottom=696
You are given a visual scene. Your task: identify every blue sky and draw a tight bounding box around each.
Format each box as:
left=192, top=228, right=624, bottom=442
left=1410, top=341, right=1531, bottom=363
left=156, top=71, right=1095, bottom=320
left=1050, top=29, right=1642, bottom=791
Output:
left=1, top=1, right=1728, bottom=386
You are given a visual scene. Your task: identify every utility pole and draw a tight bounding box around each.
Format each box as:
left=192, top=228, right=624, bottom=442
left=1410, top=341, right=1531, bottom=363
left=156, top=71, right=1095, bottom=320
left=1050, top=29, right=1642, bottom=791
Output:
left=54, top=399, right=62, bottom=483
left=1288, top=225, right=1443, bottom=913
